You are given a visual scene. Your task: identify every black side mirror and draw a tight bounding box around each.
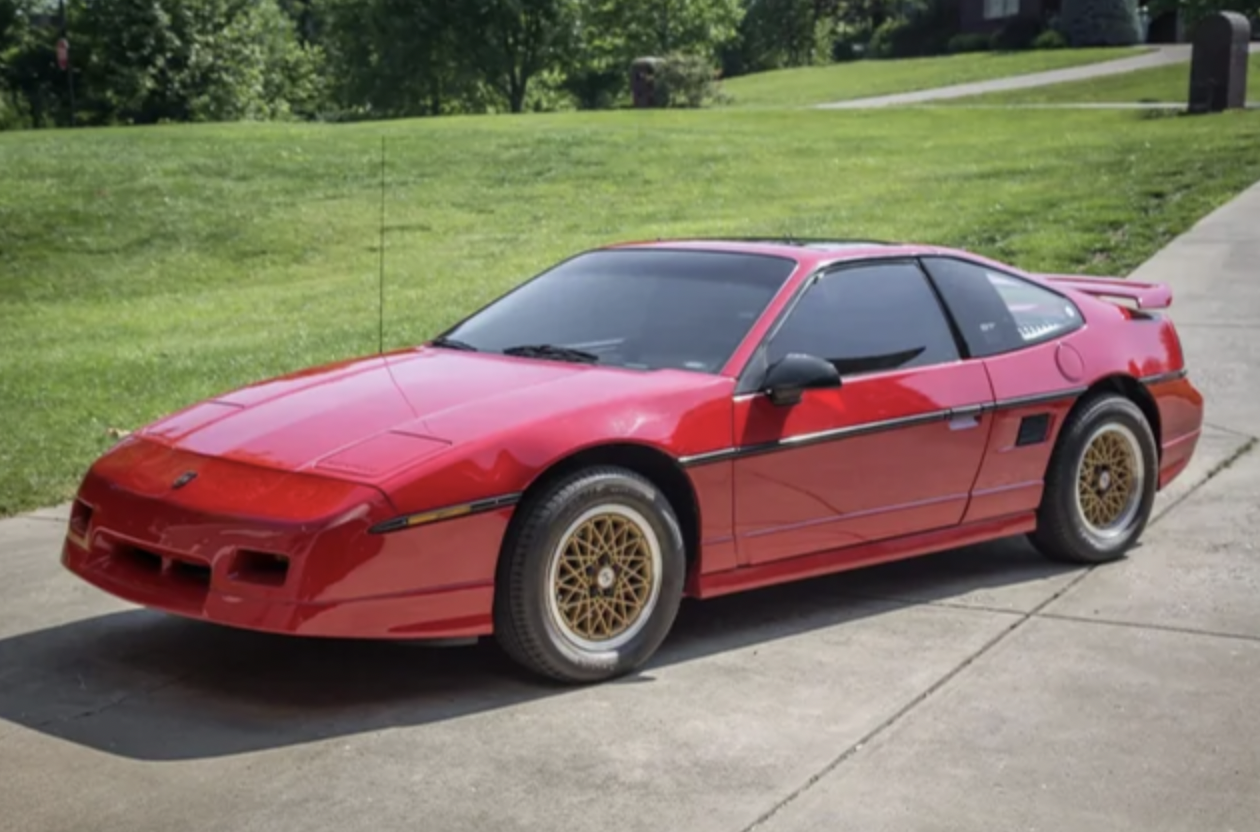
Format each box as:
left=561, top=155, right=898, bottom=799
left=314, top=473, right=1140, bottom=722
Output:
left=761, top=353, right=841, bottom=406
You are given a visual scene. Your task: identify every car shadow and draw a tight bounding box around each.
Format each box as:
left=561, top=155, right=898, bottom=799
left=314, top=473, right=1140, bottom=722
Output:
left=0, top=535, right=1079, bottom=761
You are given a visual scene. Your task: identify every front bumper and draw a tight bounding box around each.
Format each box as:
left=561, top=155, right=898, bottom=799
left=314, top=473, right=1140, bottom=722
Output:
left=62, top=535, right=494, bottom=639
left=60, top=438, right=511, bottom=640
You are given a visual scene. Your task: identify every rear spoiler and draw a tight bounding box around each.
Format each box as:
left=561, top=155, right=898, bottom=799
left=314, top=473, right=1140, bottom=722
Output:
left=1038, top=274, right=1172, bottom=310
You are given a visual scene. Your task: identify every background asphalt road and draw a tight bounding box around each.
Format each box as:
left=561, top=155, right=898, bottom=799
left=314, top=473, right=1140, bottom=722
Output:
left=2, top=181, right=1258, bottom=832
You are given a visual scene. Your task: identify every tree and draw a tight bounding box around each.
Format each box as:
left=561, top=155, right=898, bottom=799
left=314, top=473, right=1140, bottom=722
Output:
left=563, top=0, right=744, bottom=106
left=1147, top=0, right=1260, bottom=33
left=70, top=0, right=323, bottom=124
left=734, top=0, right=831, bottom=73
left=0, top=0, right=35, bottom=127
left=831, top=0, right=901, bottom=35
left=277, top=0, right=318, bottom=42
left=1, top=0, right=82, bottom=128
left=315, top=0, right=478, bottom=117
left=458, top=0, right=579, bottom=113
left=579, top=0, right=743, bottom=60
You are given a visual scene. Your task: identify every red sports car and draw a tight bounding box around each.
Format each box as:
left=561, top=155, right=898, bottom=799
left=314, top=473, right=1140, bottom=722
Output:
left=62, top=239, right=1203, bottom=683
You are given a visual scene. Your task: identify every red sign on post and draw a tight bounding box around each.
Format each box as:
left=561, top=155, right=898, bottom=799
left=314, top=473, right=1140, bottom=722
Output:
left=56, top=37, right=69, bottom=70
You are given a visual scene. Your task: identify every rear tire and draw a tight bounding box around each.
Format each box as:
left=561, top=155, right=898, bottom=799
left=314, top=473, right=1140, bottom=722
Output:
left=493, top=466, right=686, bottom=684
left=1029, top=392, right=1158, bottom=565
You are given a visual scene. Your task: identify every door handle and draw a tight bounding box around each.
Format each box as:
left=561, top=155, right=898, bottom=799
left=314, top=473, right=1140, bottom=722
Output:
left=948, top=404, right=985, bottom=430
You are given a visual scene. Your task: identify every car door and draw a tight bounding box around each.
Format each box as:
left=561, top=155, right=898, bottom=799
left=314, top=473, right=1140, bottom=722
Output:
left=731, top=259, right=995, bottom=567
left=918, top=255, right=1090, bottom=524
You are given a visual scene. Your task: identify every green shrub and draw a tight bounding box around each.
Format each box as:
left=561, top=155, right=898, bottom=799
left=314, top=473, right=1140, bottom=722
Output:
left=991, top=15, right=1046, bottom=49
left=523, top=69, right=575, bottom=113
left=831, top=39, right=859, bottom=62
left=562, top=67, right=625, bottom=110
left=868, top=13, right=954, bottom=58
left=0, top=88, right=30, bottom=130
left=1147, top=0, right=1260, bottom=37
left=866, top=18, right=902, bottom=57
left=948, top=32, right=992, bottom=52
left=1059, top=0, right=1142, bottom=45
left=655, top=53, right=721, bottom=108
left=1033, top=28, right=1069, bottom=47
left=831, top=20, right=874, bottom=60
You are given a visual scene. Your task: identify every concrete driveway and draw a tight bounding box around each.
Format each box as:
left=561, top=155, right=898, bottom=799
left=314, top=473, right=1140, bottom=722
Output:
left=3, top=182, right=1259, bottom=832
left=816, top=43, right=1260, bottom=108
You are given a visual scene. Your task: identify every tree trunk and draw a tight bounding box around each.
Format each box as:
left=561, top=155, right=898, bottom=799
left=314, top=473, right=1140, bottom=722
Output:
left=508, top=76, right=526, bottom=112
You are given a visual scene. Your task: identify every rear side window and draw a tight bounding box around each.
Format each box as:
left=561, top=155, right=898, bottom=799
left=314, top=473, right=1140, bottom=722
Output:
left=920, top=257, right=1083, bottom=357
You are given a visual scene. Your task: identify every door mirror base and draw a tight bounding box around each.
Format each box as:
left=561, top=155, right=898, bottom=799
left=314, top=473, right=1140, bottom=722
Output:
left=762, top=353, right=841, bottom=406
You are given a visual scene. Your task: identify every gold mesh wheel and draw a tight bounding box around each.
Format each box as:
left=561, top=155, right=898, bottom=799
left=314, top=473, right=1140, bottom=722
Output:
left=546, top=504, right=663, bottom=652
left=1074, top=423, right=1145, bottom=540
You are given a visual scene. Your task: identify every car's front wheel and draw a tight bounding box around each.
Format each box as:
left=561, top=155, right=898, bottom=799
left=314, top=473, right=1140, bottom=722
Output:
left=493, top=466, right=685, bottom=684
left=1029, top=392, right=1158, bottom=564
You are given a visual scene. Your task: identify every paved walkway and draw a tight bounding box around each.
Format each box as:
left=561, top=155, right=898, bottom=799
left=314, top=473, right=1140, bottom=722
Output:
left=818, top=43, right=1258, bottom=109
left=2, top=182, right=1260, bottom=831
left=928, top=101, right=1260, bottom=108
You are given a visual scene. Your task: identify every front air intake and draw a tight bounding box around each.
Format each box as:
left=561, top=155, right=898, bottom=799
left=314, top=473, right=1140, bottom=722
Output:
left=230, top=551, right=291, bottom=588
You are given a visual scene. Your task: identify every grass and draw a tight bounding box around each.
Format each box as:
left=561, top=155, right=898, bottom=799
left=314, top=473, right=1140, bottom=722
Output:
left=718, top=47, right=1144, bottom=107
left=947, top=51, right=1260, bottom=105
left=3, top=104, right=1260, bottom=515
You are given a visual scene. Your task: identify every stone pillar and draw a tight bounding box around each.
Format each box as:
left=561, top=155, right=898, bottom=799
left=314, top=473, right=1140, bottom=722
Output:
left=1187, top=11, right=1251, bottom=113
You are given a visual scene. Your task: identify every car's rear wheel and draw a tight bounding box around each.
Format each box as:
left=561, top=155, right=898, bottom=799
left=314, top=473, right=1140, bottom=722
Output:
left=1029, top=392, right=1158, bottom=564
left=494, top=466, right=685, bottom=684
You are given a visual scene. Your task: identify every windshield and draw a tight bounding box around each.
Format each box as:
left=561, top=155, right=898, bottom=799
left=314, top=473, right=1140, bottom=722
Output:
left=438, top=248, right=798, bottom=373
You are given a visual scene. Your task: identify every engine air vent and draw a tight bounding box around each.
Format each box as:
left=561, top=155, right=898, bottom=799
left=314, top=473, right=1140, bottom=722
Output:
left=1016, top=413, right=1051, bottom=447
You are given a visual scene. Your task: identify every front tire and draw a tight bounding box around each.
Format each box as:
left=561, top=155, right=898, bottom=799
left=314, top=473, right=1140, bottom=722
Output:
left=493, top=466, right=686, bottom=684
left=1029, top=392, right=1158, bottom=564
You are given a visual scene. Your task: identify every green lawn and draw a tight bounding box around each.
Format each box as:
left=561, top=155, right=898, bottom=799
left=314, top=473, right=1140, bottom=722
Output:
left=948, top=52, right=1260, bottom=104
left=3, top=105, right=1260, bottom=515
left=719, top=47, right=1144, bottom=107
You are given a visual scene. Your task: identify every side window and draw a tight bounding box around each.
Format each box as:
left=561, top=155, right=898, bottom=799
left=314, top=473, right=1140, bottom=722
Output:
left=766, top=261, right=960, bottom=377
left=921, top=257, right=1083, bottom=357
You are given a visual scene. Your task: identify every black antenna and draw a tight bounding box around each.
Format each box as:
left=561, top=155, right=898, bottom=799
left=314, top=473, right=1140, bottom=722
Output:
left=377, top=135, right=386, bottom=354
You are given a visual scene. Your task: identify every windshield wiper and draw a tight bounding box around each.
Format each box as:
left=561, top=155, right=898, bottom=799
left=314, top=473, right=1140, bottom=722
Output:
left=501, top=343, right=600, bottom=364
left=430, top=335, right=479, bottom=351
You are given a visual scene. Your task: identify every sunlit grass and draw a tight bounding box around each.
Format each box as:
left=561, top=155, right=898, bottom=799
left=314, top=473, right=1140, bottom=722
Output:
left=2, top=104, right=1260, bottom=514
left=718, top=47, right=1144, bottom=107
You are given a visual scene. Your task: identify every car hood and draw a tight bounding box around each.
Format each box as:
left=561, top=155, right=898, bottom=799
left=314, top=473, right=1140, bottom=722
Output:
left=138, top=347, right=715, bottom=481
